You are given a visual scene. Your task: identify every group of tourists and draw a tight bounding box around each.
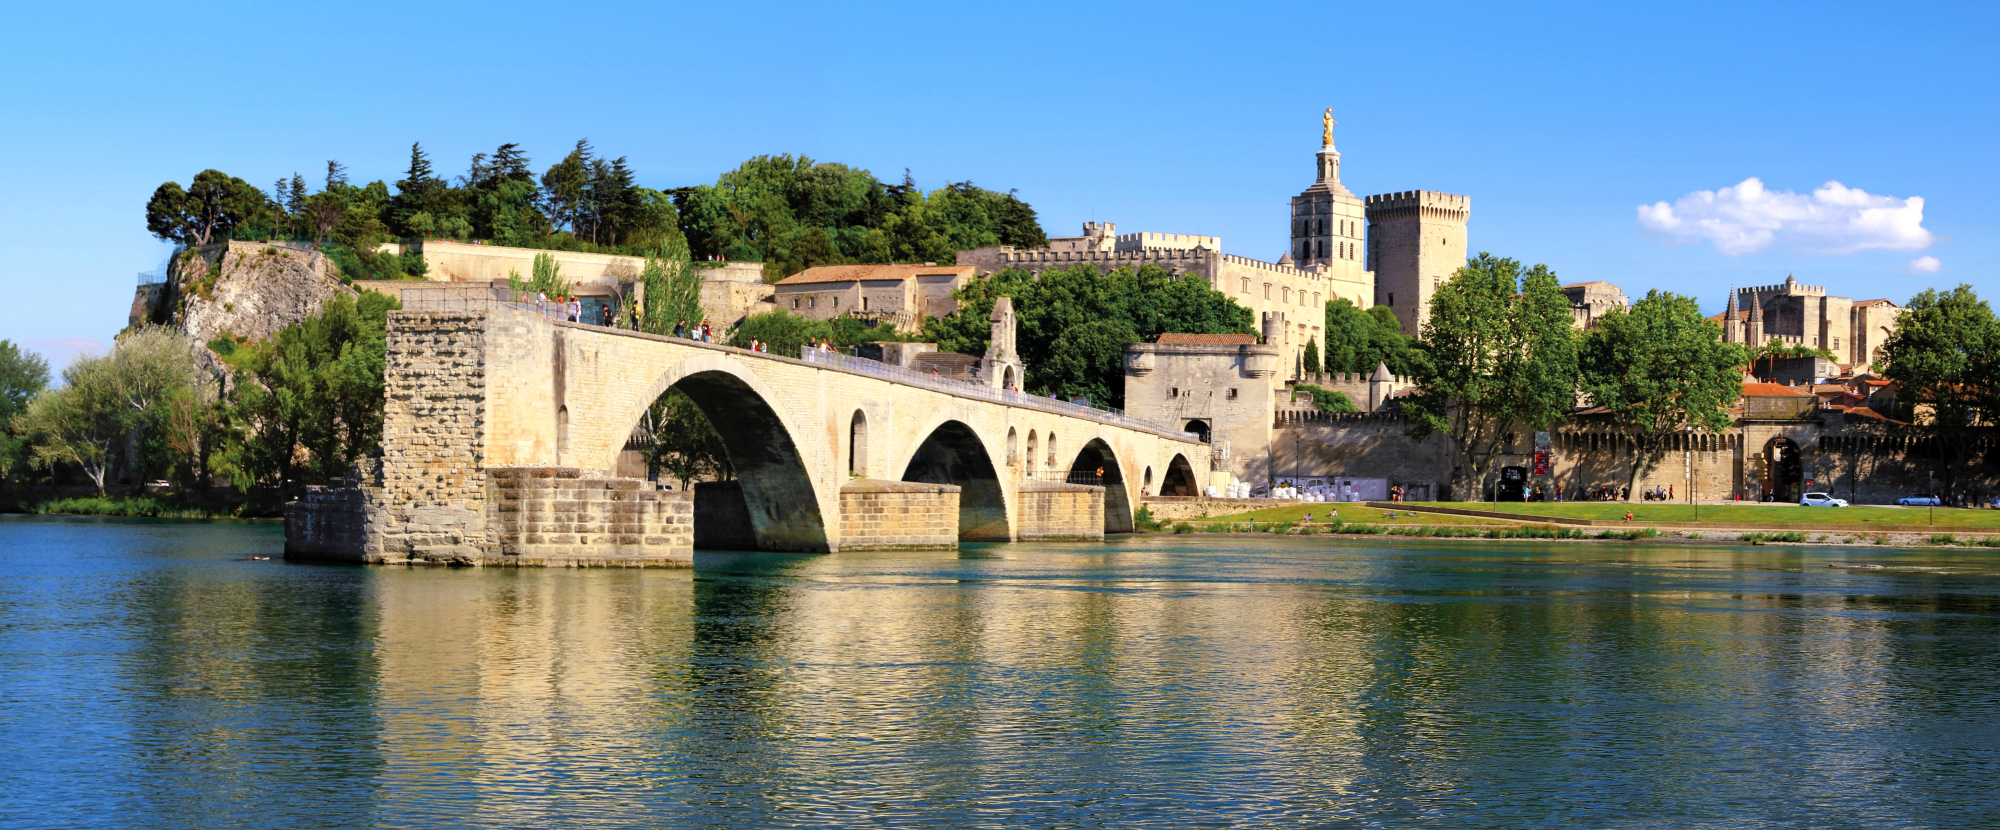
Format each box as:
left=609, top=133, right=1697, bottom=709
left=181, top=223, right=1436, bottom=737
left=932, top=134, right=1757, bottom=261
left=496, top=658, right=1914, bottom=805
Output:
left=744, top=339, right=769, bottom=353
left=675, top=320, right=714, bottom=343
left=1640, top=485, right=1676, bottom=501
left=534, top=292, right=585, bottom=323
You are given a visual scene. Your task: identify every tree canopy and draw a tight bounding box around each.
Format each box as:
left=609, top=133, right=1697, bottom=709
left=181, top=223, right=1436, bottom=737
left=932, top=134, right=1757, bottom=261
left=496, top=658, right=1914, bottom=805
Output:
left=1580, top=290, right=1750, bottom=501
left=143, top=148, right=1047, bottom=287
left=1323, top=298, right=1417, bottom=376
left=677, top=157, right=1048, bottom=280
left=0, top=340, right=49, bottom=477
left=1877, top=284, right=2000, bottom=489
left=1403, top=253, right=1580, bottom=500
left=922, top=264, right=1256, bottom=408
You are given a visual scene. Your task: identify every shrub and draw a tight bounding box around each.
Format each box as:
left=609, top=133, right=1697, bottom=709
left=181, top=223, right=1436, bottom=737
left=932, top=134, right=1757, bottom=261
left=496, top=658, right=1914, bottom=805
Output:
left=1928, top=534, right=1958, bottom=546
left=1133, top=506, right=1164, bottom=532
left=1172, top=522, right=1193, bottom=534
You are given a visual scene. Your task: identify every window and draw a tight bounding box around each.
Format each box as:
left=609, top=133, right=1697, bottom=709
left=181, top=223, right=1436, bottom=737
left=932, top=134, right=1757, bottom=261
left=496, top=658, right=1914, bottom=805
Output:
left=1314, top=292, right=1321, bottom=306
left=1263, top=284, right=1272, bottom=300
left=1227, top=388, right=1238, bottom=399
left=792, top=297, right=800, bottom=309
left=832, top=296, right=838, bottom=308
left=1388, top=292, right=1395, bottom=306
left=1834, top=337, right=1840, bottom=349
left=862, top=296, right=869, bottom=311
left=1242, top=277, right=1251, bottom=293
left=1282, top=288, right=1291, bottom=303
left=1168, top=387, right=1178, bottom=398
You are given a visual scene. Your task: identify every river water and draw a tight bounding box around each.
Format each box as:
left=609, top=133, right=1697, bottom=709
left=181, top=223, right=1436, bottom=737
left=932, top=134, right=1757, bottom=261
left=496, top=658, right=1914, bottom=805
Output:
left=1, top=516, right=1996, bottom=828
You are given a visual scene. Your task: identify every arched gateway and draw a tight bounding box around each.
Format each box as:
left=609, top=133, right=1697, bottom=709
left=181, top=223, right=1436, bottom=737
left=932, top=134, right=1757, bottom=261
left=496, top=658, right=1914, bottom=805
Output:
left=285, top=307, right=1210, bottom=565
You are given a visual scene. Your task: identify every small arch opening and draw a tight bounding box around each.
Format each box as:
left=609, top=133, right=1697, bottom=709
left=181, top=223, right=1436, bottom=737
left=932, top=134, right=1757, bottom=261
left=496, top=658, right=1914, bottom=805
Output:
left=849, top=410, right=869, bottom=476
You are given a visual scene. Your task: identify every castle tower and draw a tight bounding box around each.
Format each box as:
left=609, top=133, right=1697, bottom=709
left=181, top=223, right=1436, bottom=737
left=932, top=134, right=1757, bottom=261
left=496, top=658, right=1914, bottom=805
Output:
left=1288, top=111, right=1370, bottom=284
left=1365, top=190, right=1471, bottom=336
left=1723, top=287, right=1740, bottom=344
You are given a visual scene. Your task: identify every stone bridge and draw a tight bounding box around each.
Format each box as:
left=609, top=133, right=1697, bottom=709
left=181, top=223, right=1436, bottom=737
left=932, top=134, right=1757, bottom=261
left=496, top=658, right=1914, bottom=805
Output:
left=287, top=307, right=1211, bottom=565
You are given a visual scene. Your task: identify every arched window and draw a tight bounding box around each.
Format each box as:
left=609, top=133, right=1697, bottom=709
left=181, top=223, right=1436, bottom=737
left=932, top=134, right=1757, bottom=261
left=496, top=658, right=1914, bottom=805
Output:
left=1007, top=427, right=1019, bottom=465
left=849, top=410, right=868, bottom=476
left=1046, top=433, right=1057, bottom=468
left=1026, top=431, right=1039, bottom=473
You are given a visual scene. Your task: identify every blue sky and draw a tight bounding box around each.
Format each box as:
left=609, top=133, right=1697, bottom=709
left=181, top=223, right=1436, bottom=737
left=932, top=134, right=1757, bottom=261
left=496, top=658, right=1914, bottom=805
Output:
left=3, top=0, right=1993, bottom=367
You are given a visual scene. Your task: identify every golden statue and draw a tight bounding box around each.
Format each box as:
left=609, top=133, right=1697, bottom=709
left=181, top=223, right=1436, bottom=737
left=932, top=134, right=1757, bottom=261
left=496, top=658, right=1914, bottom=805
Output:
left=1322, top=108, right=1336, bottom=147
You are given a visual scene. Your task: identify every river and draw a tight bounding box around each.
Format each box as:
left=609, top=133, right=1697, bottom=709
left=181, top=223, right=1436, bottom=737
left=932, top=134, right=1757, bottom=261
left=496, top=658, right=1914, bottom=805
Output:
left=1, top=515, right=1995, bottom=828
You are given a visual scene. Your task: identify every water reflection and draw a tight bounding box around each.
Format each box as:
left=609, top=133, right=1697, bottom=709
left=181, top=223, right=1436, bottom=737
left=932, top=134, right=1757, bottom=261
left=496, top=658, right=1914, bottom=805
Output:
left=2, top=518, right=1997, bottom=828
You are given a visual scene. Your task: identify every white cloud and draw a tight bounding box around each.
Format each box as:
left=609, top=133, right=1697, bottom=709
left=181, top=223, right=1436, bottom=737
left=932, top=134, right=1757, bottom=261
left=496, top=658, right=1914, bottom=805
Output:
left=1906, top=255, right=1942, bottom=274
left=1637, top=177, right=1934, bottom=256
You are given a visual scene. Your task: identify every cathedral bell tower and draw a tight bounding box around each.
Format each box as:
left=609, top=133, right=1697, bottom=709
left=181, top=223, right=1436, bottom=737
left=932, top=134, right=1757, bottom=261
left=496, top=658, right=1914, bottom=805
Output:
left=1288, top=110, right=1369, bottom=276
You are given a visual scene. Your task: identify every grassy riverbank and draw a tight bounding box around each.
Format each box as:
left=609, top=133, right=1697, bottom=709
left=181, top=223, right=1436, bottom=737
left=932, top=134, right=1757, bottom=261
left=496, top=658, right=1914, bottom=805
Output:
left=1400, top=501, right=2000, bottom=529
left=2, top=493, right=273, bottom=520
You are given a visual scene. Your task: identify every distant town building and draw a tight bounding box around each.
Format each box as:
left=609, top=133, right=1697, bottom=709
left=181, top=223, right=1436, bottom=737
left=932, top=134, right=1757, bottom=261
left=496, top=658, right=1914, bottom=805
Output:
left=771, top=263, right=974, bottom=332
left=1560, top=281, right=1629, bottom=328
left=1718, top=274, right=1904, bottom=369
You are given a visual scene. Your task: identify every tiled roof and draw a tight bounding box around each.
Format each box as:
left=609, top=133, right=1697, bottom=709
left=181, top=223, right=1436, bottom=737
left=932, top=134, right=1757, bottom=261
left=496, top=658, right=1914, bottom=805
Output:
left=777, top=263, right=974, bottom=285
left=1743, top=382, right=1810, bottom=396
left=1853, top=299, right=1900, bottom=308
left=1155, top=333, right=1257, bottom=345
left=1562, top=280, right=1619, bottom=289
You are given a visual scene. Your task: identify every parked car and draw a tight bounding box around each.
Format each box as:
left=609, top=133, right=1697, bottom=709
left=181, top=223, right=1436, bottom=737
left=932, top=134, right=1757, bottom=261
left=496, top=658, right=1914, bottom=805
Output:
left=1799, top=492, right=1849, bottom=507
left=1897, top=494, right=1943, bottom=506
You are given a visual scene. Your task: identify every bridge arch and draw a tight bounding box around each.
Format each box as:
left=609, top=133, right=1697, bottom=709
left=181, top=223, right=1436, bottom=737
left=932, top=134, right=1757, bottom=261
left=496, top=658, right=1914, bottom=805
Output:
left=613, top=352, right=831, bottom=552
left=1160, top=453, right=1198, bottom=496
left=898, top=418, right=1011, bottom=541
left=1069, top=436, right=1133, bottom=534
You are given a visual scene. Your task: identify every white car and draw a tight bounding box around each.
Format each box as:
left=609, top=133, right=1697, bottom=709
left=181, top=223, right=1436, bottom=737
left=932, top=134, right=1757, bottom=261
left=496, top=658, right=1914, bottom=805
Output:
left=1799, top=492, right=1849, bottom=507
left=1897, top=495, right=1942, bottom=507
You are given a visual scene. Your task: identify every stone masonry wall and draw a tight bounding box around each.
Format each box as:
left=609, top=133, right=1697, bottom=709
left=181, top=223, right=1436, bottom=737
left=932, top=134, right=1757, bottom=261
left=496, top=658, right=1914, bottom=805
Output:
left=484, top=467, right=692, bottom=566
left=284, top=484, right=375, bottom=560
left=1015, top=481, right=1105, bottom=540
left=374, top=311, right=493, bottom=560
left=839, top=479, right=960, bottom=549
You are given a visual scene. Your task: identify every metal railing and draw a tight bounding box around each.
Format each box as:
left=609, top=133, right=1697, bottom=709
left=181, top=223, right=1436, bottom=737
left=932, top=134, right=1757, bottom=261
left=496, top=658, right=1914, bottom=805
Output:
left=796, top=346, right=1186, bottom=435
left=138, top=270, right=167, bottom=286
left=1026, top=469, right=1104, bottom=486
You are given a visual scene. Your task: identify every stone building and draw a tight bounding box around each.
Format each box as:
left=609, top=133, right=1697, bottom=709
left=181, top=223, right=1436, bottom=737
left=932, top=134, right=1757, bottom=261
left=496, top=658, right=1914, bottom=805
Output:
left=1364, top=190, right=1470, bottom=336
left=770, top=263, right=975, bottom=332
left=1719, top=275, right=1904, bottom=369
left=1561, top=281, right=1630, bottom=328
left=1122, top=332, right=1278, bottom=488
left=961, top=113, right=1470, bottom=379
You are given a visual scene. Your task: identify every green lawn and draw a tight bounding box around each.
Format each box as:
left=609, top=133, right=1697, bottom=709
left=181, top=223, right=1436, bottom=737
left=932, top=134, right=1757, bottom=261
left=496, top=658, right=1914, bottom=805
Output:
left=1405, top=501, right=2000, bottom=528
left=1193, top=504, right=1503, bottom=526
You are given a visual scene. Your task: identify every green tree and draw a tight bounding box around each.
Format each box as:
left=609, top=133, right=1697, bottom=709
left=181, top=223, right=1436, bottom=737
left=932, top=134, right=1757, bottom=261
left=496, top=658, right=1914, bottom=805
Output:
left=1752, top=338, right=1837, bottom=361
left=1294, top=385, right=1361, bottom=413
left=726, top=310, right=836, bottom=356
left=0, top=340, right=52, bottom=478
left=922, top=263, right=1255, bottom=407
left=18, top=328, right=199, bottom=494
left=145, top=170, right=269, bottom=246
left=1324, top=298, right=1416, bottom=376
left=214, top=292, right=398, bottom=499
left=637, top=238, right=703, bottom=335
left=1580, top=290, right=1750, bottom=501
left=1302, top=337, right=1320, bottom=378
left=1878, top=284, right=2000, bottom=490
left=644, top=389, right=731, bottom=489
left=1403, top=253, right=1580, bottom=501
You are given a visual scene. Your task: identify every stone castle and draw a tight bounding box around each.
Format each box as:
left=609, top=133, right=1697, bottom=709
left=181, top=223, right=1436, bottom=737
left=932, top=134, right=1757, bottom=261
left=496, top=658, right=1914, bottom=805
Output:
left=1719, top=274, right=1903, bottom=368
left=960, top=113, right=1470, bottom=382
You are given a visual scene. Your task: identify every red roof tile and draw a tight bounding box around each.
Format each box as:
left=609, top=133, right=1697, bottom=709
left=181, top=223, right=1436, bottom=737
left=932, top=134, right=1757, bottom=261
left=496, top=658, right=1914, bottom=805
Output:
left=1155, top=333, right=1257, bottom=345
left=777, top=263, right=974, bottom=285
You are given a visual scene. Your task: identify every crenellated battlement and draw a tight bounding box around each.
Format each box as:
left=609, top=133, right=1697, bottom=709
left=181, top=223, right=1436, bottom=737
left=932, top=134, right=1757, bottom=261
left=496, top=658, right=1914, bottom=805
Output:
left=1363, top=190, right=1471, bottom=219
left=1738, top=281, right=1825, bottom=297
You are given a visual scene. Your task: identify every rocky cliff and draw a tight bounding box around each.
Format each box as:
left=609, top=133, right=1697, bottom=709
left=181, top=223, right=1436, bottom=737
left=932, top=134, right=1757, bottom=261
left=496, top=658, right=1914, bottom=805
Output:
left=165, top=242, right=356, bottom=346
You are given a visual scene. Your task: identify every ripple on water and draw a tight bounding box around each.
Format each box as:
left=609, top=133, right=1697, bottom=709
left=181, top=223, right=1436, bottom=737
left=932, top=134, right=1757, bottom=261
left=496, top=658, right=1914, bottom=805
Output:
left=0, top=520, right=1996, bottom=828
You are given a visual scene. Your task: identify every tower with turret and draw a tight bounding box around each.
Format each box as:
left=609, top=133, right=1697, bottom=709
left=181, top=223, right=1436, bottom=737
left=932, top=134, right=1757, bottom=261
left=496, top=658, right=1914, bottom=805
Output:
left=1288, top=117, right=1370, bottom=288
